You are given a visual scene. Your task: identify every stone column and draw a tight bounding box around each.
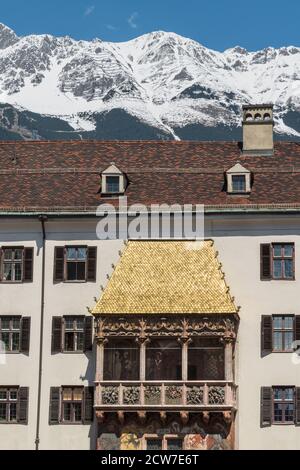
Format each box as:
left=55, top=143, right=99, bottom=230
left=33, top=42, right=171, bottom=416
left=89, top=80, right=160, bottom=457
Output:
left=179, top=337, right=191, bottom=382
left=137, top=337, right=149, bottom=381
left=224, top=338, right=234, bottom=382
left=96, top=338, right=107, bottom=382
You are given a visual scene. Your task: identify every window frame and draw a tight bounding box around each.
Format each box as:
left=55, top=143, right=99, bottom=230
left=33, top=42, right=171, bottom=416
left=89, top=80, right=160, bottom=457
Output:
left=0, top=387, right=19, bottom=424
left=143, top=434, right=185, bottom=450
left=1, top=247, right=24, bottom=283
left=0, top=316, right=22, bottom=353
left=62, top=316, right=85, bottom=353
left=272, top=386, right=295, bottom=425
left=64, top=246, right=88, bottom=283
left=61, top=386, right=84, bottom=425
left=231, top=174, right=247, bottom=193
left=271, top=243, right=295, bottom=281
left=105, top=175, right=121, bottom=194
left=272, top=315, right=295, bottom=353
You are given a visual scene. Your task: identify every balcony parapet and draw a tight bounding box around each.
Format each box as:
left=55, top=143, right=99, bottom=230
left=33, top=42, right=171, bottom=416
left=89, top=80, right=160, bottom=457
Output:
left=95, top=380, right=237, bottom=411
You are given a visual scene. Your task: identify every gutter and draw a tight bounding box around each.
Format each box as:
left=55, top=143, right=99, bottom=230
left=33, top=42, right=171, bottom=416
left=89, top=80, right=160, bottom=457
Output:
left=35, top=214, right=47, bottom=451
left=2, top=207, right=300, bottom=217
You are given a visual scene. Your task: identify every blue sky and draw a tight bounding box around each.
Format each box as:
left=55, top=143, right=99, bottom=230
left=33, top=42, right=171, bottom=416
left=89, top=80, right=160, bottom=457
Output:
left=0, top=0, right=299, bottom=51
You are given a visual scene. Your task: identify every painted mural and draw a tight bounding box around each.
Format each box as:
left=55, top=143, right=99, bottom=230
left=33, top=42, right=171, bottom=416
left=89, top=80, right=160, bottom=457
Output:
left=97, top=413, right=234, bottom=450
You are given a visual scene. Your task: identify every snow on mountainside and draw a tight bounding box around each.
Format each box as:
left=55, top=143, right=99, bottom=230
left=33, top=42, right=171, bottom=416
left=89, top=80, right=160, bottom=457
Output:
left=1, top=23, right=300, bottom=140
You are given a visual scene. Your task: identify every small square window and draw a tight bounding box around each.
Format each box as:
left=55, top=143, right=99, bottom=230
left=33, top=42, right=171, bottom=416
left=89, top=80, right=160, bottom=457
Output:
left=146, top=438, right=163, bottom=450
left=106, top=176, right=120, bottom=193
left=232, top=175, right=246, bottom=192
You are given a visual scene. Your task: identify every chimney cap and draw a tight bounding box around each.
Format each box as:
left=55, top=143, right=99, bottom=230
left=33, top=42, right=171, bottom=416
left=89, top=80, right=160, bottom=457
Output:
left=242, top=103, right=273, bottom=110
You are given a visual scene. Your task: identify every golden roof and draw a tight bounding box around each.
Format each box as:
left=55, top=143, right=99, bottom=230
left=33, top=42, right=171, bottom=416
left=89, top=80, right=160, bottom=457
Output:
left=92, top=240, right=237, bottom=315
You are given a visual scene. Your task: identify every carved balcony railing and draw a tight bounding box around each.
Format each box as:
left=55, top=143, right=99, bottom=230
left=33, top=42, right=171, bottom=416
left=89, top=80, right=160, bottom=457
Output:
left=95, top=381, right=237, bottom=411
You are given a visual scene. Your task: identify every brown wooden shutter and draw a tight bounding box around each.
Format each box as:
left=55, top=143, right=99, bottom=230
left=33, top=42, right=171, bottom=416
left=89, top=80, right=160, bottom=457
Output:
left=83, top=387, right=94, bottom=424
left=51, top=317, right=62, bottom=354
left=49, top=387, right=61, bottom=424
left=84, top=317, right=93, bottom=352
left=261, top=387, right=272, bottom=427
left=54, top=247, right=65, bottom=282
left=23, top=248, right=34, bottom=282
left=261, top=315, right=273, bottom=353
left=18, top=387, right=29, bottom=424
left=20, top=317, right=31, bottom=354
left=260, top=244, right=271, bottom=280
left=295, top=388, right=300, bottom=425
left=295, top=316, right=300, bottom=343
left=87, top=247, right=97, bottom=282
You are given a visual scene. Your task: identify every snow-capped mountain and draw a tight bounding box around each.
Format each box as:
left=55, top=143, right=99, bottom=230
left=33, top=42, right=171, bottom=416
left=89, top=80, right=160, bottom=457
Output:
left=1, top=22, right=300, bottom=141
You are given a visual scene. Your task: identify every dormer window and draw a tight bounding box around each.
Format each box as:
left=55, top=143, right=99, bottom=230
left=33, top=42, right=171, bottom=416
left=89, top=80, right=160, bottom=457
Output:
left=226, top=163, right=251, bottom=194
left=101, top=163, right=126, bottom=195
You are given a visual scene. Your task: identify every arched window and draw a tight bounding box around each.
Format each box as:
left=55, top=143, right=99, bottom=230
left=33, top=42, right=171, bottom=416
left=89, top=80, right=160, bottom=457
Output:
left=264, top=113, right=271, bottom=120
left=245, top=113, right=253, bottom=121
left=254, top=113, right=262, bottom=121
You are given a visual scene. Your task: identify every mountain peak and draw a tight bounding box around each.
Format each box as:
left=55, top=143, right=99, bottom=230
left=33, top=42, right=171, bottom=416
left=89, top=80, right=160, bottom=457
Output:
left=0, top=23, right=19, bottom=49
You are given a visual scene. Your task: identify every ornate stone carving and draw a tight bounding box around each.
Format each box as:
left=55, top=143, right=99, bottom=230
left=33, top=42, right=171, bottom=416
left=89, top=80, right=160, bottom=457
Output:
left=166, top=386, right=182, bottom=404
left=123, top=387, right=140, bottom=405
left=102, top=387, right=119, bottom=405
left=145, top=386, right=161, bottom=405
left=208, top=386, right=225, bottom=405
left=186, top=386, right=204, bottom=405
left=95, top=315, right=238, bottom=341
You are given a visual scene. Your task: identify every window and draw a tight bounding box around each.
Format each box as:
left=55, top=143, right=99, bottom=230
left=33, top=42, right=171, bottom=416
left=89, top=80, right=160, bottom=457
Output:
left=51, top=316, right=93, bottom=354
left=232, top=175, right=246, bottom=193
left=101, top=164, right=126, bottom=195
left=64, top=317, right=84, bottom=352
left=106, top=176, right=120, bottom=193
left=62, top=387, right=84, bottom=423
left=273, top=387, right=295, bottom=424
left=0, top=317, right=21, bottom=352
left=146, top=438, right=163, bottom=450
left=0, top=316, right=30, bottom=354
left=261, top=315, right=299, bottom=354
left=0, top=388, right=18, bottom=423
left=0, top=387, right=28, bottom=424
left=54, top=246, right=97, bottom=283
left=272, top=244, right=294, bottom=280
left=145, top=436, right=184, bottom=450
left=272, top=316, right=294, bottom=352
left=146, top=340, right=182, bottom=381
left=188, top=338, right=224, bottom=380
left=166, top=438, right=184, bottom=450
left=226, top=163, right=251, bottom=194
left=260, top=243, right=295, bottom=280
left=0, top=247, right=33, bottom=283
left=2, top=248, right=23, bottom=281
left=66, top=247, right=87, bottom=281
left=104, top=339, right=140, bottom=380
left=49, top=386, right=94, bottom=425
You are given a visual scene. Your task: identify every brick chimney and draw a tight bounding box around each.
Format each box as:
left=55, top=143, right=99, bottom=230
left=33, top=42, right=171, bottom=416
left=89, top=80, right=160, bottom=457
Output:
left=242, top=104, right=274, bottom=155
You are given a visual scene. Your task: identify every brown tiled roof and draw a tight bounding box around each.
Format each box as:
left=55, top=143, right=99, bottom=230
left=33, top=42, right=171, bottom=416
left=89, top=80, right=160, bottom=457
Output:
left=1, top=140, right=300, bottom=212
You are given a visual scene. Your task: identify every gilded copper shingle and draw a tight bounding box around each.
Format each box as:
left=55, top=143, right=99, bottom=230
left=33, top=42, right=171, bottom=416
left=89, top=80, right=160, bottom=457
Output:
left=92, top=240, right=237, bottom=315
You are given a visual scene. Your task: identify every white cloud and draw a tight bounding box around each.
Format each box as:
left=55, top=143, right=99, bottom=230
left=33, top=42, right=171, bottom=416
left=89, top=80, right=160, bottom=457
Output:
left=128, top=12, right=138, bottom=29
left=84, top=5, right=95, bottom=16
left=106, top=24, right=118, bottom=31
